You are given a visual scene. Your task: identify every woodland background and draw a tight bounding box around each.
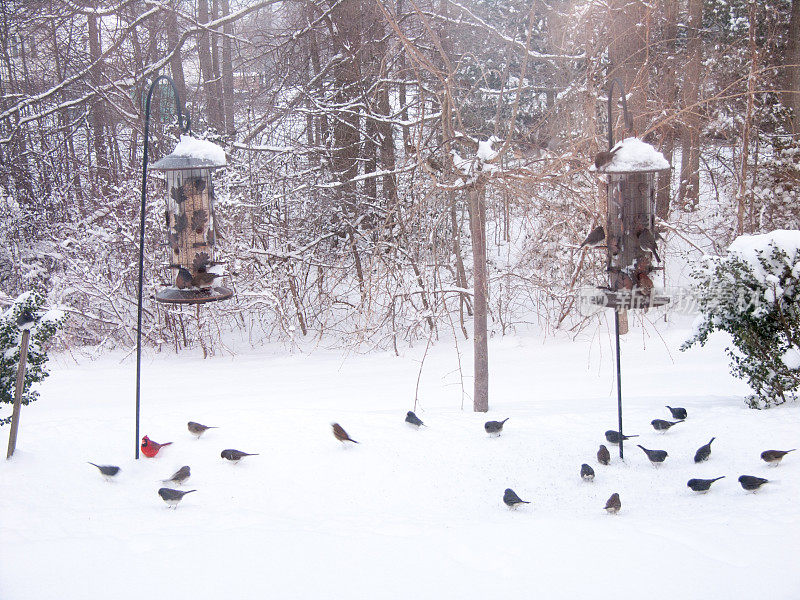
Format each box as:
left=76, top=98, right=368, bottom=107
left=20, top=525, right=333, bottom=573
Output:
left=0, top=0, right=799, bottom=354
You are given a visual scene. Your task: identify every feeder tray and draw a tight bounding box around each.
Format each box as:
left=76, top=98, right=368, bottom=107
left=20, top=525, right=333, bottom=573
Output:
left=588, top=288, right=671, bottom=310
left=155, top=286, right=233, bottom=305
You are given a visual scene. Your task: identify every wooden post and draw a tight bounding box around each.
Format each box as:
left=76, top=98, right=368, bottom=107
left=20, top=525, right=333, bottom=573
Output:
left=469, top=183, right=489, bottom=412
left=6, top=329, right=32, bottom=459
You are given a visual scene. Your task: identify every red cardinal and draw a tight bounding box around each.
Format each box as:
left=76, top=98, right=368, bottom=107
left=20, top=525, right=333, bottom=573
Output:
left=141, top=435, right=173, bottom=458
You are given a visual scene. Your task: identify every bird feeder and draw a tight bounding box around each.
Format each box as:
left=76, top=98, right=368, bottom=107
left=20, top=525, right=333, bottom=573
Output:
left=150, top=136, right=232, bottom=304
left=593, top=137, right=671, bottom=310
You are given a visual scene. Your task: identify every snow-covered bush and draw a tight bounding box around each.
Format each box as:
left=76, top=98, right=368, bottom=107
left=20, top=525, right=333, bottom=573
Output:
left=682, top=230, right=800, bottom=408
left=0, top=292, right=64, bottom=426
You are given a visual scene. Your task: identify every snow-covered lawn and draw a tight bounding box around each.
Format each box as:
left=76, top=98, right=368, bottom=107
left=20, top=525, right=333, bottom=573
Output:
left=2, top=323, right=798, bottom=599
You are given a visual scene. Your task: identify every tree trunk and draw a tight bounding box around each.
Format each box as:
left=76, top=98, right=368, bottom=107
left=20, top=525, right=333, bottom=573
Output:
left=656, top=0, right=678, bottom=221
left=678, top=0, right=703, bottom=210
left=469, top=183, right=488, bottom=412
left=87, top=9, right=109, bottom=193
left=221, top=0, right=235, bottom=137
left=198, top=0, right=222, bottom=132
left=167, top=1, right=187, bottom=104
left=783, top=0, right=800, bottom=133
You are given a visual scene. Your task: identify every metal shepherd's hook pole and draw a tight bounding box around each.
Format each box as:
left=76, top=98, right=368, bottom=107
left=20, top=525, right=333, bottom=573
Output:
left=136, top=75, right=190, bottom=459
left=607, top=78, right=632, bottom=460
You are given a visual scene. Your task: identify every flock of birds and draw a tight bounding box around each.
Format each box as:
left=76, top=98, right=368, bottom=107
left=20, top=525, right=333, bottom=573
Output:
left=87, top=408, right=795, bottom=511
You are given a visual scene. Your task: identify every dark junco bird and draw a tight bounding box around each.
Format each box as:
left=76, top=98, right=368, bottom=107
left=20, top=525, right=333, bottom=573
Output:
left=581, top=463, right=595, bottom=481
left=604, top=492, right=621, bottom=514
left=220, top=449, right=258, bottom=462
left=503, top=488, right=530, bottom=509
left=332, top=423, right=359, bottom=444
left=738, top=475, right=769, bottom=492
left=597, top=444, right=611, bottom=465
left=405, top=411, right=425, bottom=428
left=761, top=449, right=795, bottom=466
left=694, top=438, right=715, bottom=463
left=88, top=462, right=120, bottom=481
left=580, top=226, right=605, bottom=248
left=687, top=476, right=725, bottom=493
left=187, top=421, right=218, bottom=438
left=163, top=465, right=191, bottom=485
left=485, top=418, right=509, bottom=437
left=158, top=487, right=196, bottom=508
left=16, top=310, right=37, bottom=328
left=651, top=419, right=684, bottom=432
left=637, top=444, right=668, bottom=466
left=141, top=435, right=172, bottom=458
left=605, top=430, right=638, bottom=445
left=594, top=146, right=622, bottom=170
left=638, top=229, right=661, bottom=263
left=665, top=405, right=687, bottom=419
left=175, top=267, right=194, bottom=289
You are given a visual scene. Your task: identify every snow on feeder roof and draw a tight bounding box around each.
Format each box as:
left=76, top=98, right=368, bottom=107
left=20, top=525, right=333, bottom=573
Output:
left=151, top=135, right=227, bottom=171
left=592, top=137, right=670, bottom=174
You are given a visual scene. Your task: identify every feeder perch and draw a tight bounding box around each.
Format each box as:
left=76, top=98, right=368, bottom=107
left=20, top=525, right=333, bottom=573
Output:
left=592, top=137, right=671, bottom=310
left=150, top=136, right=232, bottom=304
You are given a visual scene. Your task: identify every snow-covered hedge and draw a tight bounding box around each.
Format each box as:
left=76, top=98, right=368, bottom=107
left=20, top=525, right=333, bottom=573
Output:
left=0, top=292, right=64, bottom=425
left=682, top=230, right=800, bottom=408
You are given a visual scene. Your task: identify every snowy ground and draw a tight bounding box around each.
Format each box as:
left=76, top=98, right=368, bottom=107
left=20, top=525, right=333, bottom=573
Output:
left=1, top=320, right=799, bottom=599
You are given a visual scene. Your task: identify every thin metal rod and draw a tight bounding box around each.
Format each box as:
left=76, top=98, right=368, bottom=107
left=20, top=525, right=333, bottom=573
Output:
left=136, top=75, right=190, bottom=459
left=614, top=310, right=624, bottom=460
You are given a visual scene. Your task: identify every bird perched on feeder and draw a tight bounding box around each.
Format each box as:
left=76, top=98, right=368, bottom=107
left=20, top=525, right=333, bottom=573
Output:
left=637, top=445, right=668, bottom=466
left=665, top=406, right=687, bottom=420
left=687, top=476, right=725, bottom=493
left=405, top=411, right=425, bottom=428
left=332, top=423, right=359, bottom=444
left=88, top=462, right=120, bottom=482
left=580, top=226, right=605, bottom=248
left=141, top=436, right=172, bottom=458
left=651, top=418, right=684, bottom=432
left=175, top=267, right=194, bottom=290
left=594, top=146, right=622, bottom=170
left=694, top=438, right=716, bottom=463
left=738, top=475, right=769, bottom=492
left=191, top=252, right=223, bottom=288
left=158, top=487, right=196, bottom=508
left=604, top=493, right=621, bottom=514
left=597, top=444, right=611, bottom=465
left=16, top=310, right=37, bottom=328
left=605, top=430, right=638, bottom=445
left=581, top=463, right=595, bottom=482
left=187, top=421, right=217, bottom=438
left=163, top=466, right=191, bottom=485
left=485, top=418, right=509, bottom=437
left=503, top=488, right=530, bottom=509
left=220, top=449, right=258, bottom=462
left=638, top=229, right=661, bottom=263
left=760, top=449, right=795, bottom=466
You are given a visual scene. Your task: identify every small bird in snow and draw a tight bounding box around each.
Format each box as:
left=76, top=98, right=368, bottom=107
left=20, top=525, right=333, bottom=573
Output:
left=581, top=463, right=595, bottom=481
left=485, top=418, right=509, bottom=437
left=158, top=487, right=196, bottom=508
left=597, top=444, right=611, bottom=465
left=638, top=229, right=661, bottom=263
left=580, top=226, right=605, bottom=248
left=332, top=423, right=359, bottom=444
left=175, top=267, right=194, bottom=289
left=141, top=435, right=172, bottom=458
left=604, top=492, right=621, bottom=514
left=687, top=476, right=725, bottom=493
left=163, top=466, right=191, bottom=485
left=187, top=421, right=217, bottom=438
left=88, top=462, right=120, bottom=481
left=405, top=411, right=425, bottom=428
left=761, top=449, right=795, bottom=466
left=191, top=269, right=223, bottom=288
left=220, top=449, right=258, bottom=462
left=651, top=418, right=684, bottom=432
left=605, top=430, right=638, bottom=445
left=637, top=444, right=668, bottom=466
left=665, top=405, right=687, bottom=419
left=16, top=310, right=37, bottom=327
left=694, top=438, right=716, bottom=463
left=594, top=146, right=622, bottom=170
left=503, top=488, right=530, bottom=509
left=738, top=475, right=769, bottom=492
